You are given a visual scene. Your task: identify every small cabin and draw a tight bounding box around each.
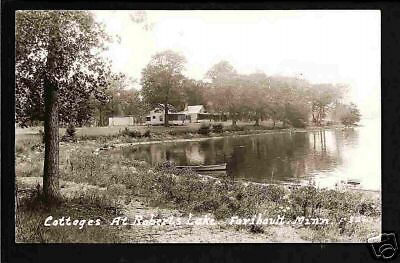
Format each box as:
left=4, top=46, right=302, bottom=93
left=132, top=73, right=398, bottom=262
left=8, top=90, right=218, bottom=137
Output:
left=108, top=116, right=134, bottom=126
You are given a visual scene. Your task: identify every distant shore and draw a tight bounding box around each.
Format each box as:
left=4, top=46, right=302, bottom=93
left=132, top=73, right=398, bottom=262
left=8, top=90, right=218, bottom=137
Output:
left=106, top=124, right=349, bottom=149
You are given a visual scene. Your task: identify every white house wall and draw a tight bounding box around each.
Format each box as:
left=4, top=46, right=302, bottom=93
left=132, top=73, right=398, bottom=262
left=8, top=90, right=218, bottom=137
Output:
left=150, top=112, right=165, bottom=125
left=108, top=117, right=134, bottom=126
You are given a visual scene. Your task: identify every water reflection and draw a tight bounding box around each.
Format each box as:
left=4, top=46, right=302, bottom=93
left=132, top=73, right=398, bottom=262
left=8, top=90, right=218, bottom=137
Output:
left=122, top=121, right=380, bottom=191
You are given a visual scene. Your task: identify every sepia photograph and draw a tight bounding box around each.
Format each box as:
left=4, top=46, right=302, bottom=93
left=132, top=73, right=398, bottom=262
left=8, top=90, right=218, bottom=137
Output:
left=14, top=10, right=381, bottom=243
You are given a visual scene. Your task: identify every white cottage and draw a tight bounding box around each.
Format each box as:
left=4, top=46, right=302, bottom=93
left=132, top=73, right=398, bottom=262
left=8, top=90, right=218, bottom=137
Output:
left=146, top=104, right=215, bottom=126
left=145, top=104, right=187, bottom=126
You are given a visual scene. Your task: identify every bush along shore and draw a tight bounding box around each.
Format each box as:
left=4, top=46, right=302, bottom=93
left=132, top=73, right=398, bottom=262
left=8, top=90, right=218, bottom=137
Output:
left=15, top=133, right=380, bottom=243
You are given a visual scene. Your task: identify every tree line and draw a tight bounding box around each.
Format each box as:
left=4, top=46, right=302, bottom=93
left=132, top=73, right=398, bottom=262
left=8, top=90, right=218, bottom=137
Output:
left=17, top=20, right=360, bottom=130
left=140, top=51, right=360, bottom=128
left=18, top=49, right=359, bottom=129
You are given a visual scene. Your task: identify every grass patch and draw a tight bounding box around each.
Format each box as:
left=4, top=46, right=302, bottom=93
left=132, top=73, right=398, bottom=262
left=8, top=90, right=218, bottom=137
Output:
left=15, top=135, right=43, bottom=155
left=15, top=185, right=124, bottom=243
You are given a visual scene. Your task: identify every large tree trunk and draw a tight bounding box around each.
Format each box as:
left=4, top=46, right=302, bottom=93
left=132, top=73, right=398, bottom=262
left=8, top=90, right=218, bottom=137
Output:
left=164, top=102, right=169, bottom=127
left=99, top=107, right=103, bottom=126
left=43, top=23, right=61, bottom=203
left=317, top=110, right=322, bottom=126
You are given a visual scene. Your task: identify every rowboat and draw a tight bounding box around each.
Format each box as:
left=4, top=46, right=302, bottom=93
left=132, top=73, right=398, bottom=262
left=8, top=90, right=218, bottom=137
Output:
left=340, top=178, right=361, bottom=186
left=346, top=179, right=361, bottom=185
left=175, top=163, right=227, bottom=171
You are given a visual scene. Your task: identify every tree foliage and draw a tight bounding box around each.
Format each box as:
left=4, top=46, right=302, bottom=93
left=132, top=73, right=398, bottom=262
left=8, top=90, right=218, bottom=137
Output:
left=204, top=61, right=324, bottom=127
left=92, top=74, right=148, bottom=126
left=182, top=78, right=208, bottom=106
left=140, top=50, right=186, bottom=126
left=16, top=10, right=112, bottom=127
left=337, top=103, right=361, bottom=126
left=308, top=84, right=344, bottom=126
left=206, top=60, right=237, bottom=85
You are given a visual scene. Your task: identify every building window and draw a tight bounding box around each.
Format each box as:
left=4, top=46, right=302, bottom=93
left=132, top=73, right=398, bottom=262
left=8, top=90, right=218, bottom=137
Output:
left=152, top=116, right=155, bottom=119
left=160, top=116, right=163, bottom=122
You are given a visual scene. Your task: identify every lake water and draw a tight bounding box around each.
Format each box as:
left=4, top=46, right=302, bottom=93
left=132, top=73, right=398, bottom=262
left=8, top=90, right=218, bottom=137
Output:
left=122, top=119, right=381, bottom=191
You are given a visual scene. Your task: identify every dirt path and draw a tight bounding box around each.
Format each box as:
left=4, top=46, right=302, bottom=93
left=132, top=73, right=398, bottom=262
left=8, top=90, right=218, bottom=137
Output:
left=119, top=199, right=310, bottom=243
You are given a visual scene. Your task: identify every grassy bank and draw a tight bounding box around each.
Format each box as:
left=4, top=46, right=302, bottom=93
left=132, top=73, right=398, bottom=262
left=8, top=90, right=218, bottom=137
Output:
left=15, top=136, right=380, bottom=243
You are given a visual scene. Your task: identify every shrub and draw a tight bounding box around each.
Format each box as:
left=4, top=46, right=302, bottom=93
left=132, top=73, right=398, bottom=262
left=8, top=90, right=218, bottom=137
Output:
left=143, top=129, right=151, bottom=138
left=225, top=125, right=245, bottom=132
left=285, top=104, right=308, bottom=128
left=340, top=103, right=361, bottom=127
left=212, top=123, right=224, bottom=133
left=30, top=143, right=44, bottom=152
left=290, top=118, right=307, bottom=128
left=249, top=224, right=264, bottom=234
left=289, top=185, right=323, bottom=217
left=198, top=124, right=211, bottom=135
left=264, top=184, right=287, bottom=202
left=66, top=124, right=76, bottom=138
left=61, top=124, right=77, bottom=142
left=168, top=129, right=189, bottom=136
left=120, top=128, right=142, bottom=138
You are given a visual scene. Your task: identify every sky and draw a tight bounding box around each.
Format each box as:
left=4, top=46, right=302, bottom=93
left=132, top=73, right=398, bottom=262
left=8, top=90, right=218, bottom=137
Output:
left=94, top=10, right=381, bottom=119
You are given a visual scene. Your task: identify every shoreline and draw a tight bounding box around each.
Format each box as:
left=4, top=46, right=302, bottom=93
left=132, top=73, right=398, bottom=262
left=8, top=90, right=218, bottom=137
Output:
left=93, top=124, right=349, bottom=149
left=195, top=171, right=380, bottom=199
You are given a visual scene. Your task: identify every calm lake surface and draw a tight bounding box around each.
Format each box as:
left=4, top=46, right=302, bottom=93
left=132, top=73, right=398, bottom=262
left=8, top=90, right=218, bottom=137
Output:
left=122, top=119, right=381, bottom=191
